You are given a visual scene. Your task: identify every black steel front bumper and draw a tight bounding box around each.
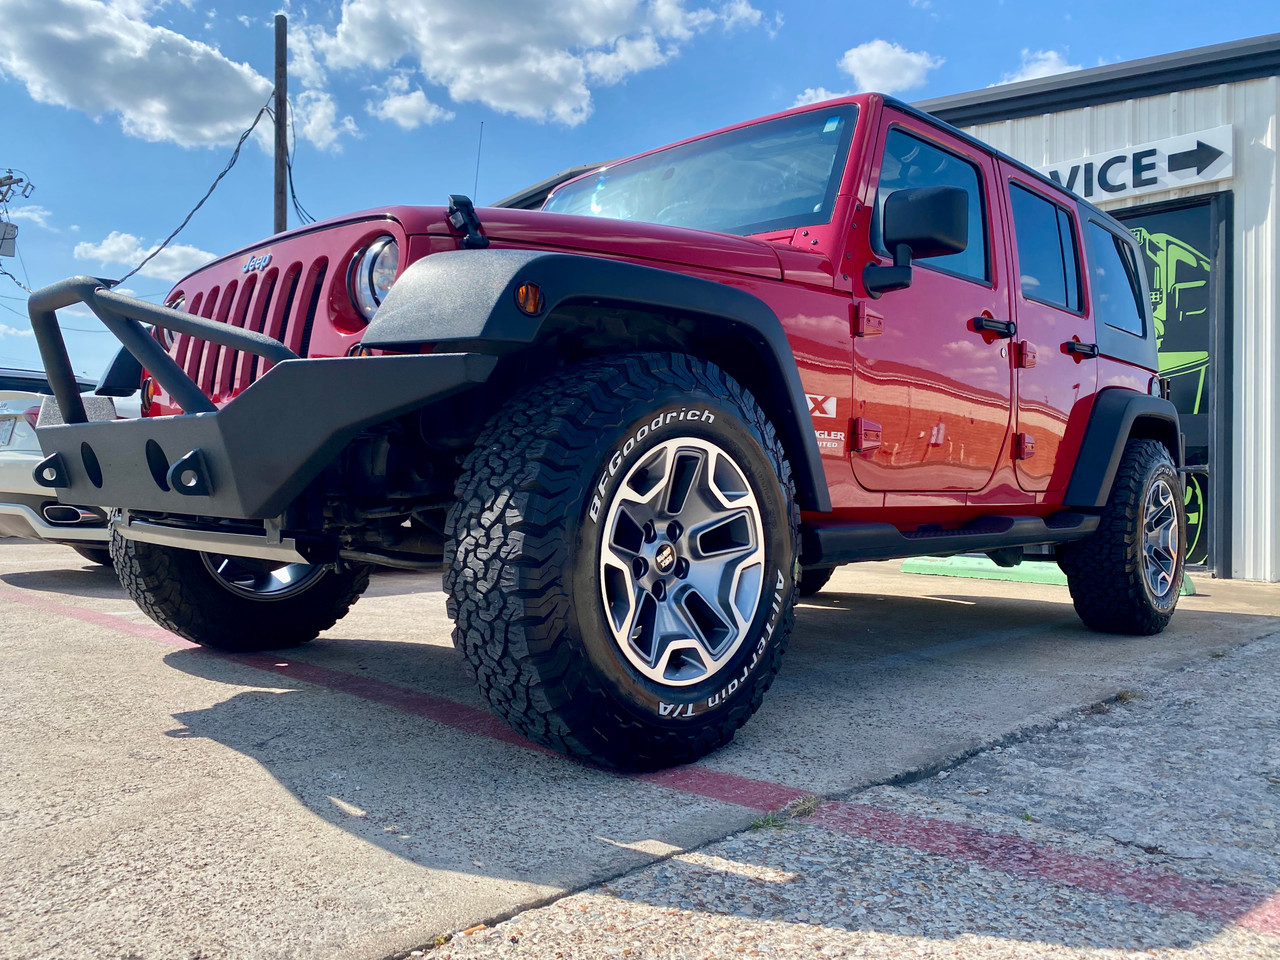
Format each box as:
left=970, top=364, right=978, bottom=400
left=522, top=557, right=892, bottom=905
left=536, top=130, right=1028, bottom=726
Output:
left=28, top=276, right=496, bottom=520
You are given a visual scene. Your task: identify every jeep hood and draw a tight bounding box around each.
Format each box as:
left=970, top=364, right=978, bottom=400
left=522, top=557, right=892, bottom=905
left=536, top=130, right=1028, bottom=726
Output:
left=416, top=205, right=785, bottom=281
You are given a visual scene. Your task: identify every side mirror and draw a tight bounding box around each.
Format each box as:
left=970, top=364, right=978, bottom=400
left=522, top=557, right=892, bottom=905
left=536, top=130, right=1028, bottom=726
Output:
left=863, top=185, right=970, bottom=298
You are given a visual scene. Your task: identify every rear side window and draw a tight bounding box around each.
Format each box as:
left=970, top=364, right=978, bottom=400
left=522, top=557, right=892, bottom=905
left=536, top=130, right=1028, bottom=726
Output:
left=1086, top=222, right=1145, bottom=336
left=873, top=128, right=988, bottom=283
left=1009, top=184, right=1080, bottom=311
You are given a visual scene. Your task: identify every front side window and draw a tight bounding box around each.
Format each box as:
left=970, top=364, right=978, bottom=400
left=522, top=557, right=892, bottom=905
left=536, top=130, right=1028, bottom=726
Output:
left=543, top=106, right=857, bottom=236
left=1009, top=183, right=1081, bottom=311
left=872, top=128, right=988, bottom=282
left=1087, top=222, right=1145, bottom=336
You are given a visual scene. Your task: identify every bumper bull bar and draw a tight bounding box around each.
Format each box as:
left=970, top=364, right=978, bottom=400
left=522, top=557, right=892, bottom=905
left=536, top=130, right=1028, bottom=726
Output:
left=28, top=276, right=496, bottom=520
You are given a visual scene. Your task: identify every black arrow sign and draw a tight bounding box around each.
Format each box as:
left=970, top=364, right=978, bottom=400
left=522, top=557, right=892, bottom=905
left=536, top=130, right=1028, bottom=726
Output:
left=1168, top=140, right=1224, bottom=175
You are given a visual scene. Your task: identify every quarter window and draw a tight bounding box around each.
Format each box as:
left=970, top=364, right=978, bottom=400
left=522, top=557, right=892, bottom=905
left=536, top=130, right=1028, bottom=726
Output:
left=1087, top=222, right=1146, bottom=336
left=1009, top=184, right=1080, bottom=311
left=872, top=129, right=988, bottom=282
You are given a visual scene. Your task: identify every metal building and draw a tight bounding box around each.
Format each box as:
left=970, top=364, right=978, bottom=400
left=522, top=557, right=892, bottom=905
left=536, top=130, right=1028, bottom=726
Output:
left=919, top=33, right=1280, bottom=582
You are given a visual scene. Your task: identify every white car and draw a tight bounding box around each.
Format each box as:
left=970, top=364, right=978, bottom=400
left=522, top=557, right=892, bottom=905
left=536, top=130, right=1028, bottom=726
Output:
left=0, top=368, right=132, bottom=565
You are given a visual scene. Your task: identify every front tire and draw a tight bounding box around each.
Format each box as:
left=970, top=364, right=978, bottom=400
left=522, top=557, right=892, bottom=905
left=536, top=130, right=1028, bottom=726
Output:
left=1060, top=439, right=1185, bottom=635
left=445, top=353, right=799, bottom=769
left=112, top=535, right=371, bottom=651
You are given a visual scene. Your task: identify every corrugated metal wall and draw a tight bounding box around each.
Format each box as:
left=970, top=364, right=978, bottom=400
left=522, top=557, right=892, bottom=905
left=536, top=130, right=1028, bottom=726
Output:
left=962, top=77, right=1279, bottom=582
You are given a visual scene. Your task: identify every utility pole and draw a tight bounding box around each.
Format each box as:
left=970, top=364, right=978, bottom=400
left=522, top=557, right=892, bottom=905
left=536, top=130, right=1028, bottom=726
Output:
left=273, top=14, right=288, bottom=234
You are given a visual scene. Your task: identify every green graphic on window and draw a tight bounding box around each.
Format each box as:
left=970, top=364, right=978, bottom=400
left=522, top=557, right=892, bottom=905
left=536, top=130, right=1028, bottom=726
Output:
left=1122, top=202, right=1216, bottom=566
left=1130, top=227, right=1211, bottom=412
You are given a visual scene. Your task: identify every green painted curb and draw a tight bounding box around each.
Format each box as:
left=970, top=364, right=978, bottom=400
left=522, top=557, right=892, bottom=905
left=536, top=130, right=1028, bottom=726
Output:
left=900, top=555, right=1067, bottom=585
left=900, top=554, right=1197, bottom=595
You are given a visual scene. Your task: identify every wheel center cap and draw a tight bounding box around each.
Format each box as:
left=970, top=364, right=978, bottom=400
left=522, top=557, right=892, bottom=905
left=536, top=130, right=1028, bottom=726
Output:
left=654, top=542, right=677, bottom=573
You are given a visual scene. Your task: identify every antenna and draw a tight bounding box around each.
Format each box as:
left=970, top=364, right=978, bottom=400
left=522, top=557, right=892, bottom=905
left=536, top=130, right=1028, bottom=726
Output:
left=473, top=122, right=484, bottom=200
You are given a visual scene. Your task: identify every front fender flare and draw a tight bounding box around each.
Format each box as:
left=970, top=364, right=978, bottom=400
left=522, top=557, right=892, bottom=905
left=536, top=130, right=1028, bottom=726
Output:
left=366, top=249, right=831, bottom=512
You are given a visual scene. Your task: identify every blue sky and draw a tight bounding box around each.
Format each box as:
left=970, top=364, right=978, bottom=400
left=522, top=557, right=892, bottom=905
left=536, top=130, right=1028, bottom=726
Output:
left=1, top=0, right=1276, bottom=377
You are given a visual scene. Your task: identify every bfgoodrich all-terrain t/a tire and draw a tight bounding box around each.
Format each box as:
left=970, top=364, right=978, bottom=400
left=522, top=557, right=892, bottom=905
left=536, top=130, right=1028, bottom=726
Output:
left=445, top=353, right=800, bottom=769
left=1060, top=439, right=1186, bottom=635
left=112, top=535, right=371, bottom=651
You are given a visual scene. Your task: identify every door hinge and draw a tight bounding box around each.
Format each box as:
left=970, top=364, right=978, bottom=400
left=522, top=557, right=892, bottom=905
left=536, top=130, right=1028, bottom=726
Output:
left=1015, top=341, right=1037, bottom=369
left=851, top=302, right=884, bottom=338
left=853, top=417, right=882, bottom=454
left=1014, top=433, right=1036, bottom=460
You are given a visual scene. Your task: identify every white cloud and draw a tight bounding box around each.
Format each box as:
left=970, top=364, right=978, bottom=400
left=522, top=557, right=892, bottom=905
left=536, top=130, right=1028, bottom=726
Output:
left=720, top=0, right=761, bottom=30
left=585, top=35, right=670, bottom=85
left=837, top=39, right=943, bottom=95
left=314, top=0, right=769, bottom=126
left=998, top=49, right=1082, bottom=85
left=0, top=0, right=352, bottom=151
left=0, top=0, right=275, bottom=148
left=793, top=86, right=851, bottom=107
left=293, top=89, right=359, bottom=151
left=74, top=230, right=216, bottom=283
left=366, top=74, right=454, bottom=129
left=5, top=205, right=53, bottom=228
left=1, top=323, right=33, bottom=338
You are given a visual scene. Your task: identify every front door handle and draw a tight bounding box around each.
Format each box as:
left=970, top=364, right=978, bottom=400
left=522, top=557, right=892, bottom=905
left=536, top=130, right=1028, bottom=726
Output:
left=972, top=316, right=1017, bottom=338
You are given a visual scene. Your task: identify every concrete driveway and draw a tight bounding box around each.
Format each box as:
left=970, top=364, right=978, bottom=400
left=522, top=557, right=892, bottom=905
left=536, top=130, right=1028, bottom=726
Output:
left=1, top=539, right=1276, bottom=960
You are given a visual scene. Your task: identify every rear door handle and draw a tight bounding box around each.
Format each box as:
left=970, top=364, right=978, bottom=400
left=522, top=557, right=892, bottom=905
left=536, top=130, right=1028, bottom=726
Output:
left=972, top=316, right=1017, bottom=338
left=1065, top=341, right=1100, bottom=358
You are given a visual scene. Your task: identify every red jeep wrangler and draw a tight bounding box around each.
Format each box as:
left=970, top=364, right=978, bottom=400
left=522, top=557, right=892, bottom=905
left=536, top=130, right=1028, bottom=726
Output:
left=29, top=94, right=1185, bottom=768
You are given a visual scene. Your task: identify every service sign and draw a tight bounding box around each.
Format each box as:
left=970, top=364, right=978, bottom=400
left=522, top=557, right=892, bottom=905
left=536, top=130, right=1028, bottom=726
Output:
left=1037, top=125, right=1233, bottom=204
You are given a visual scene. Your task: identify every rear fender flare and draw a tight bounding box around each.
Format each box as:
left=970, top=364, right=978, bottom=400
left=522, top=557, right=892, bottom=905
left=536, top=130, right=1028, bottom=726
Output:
left=1063, top=388, right=1183, bottom=509
left=365, top=249, right=831, bottom=512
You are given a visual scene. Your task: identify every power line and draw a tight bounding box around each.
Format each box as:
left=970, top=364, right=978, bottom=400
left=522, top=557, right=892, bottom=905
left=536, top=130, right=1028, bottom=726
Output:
left=113, top=93, right=275, bottom=286
left=278, top=98, right=316, bottom=226
left=0, top=264, right=30, bottom=294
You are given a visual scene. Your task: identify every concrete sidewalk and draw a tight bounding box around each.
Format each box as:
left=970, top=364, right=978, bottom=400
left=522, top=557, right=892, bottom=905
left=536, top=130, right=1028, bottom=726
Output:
left=430, top=630, right=1280, bottom=959
left=430, top=632, right=1280, bottom=960
left=0, top=541, right=1276, bottom=959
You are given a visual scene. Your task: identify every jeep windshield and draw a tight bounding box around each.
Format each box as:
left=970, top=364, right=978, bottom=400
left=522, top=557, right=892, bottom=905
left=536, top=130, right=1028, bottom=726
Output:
left=542, top=105, right=858, bottom=237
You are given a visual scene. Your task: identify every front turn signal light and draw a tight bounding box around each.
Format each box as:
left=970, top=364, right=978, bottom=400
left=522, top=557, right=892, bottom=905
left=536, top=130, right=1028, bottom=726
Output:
left=515, top=281, right=545, bottom=316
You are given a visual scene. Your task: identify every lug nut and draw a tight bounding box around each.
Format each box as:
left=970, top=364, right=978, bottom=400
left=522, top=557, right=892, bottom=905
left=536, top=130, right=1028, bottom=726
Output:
left=632, top=557, right=648, bottom=579
left=666, top=521, right=683, bottom=541
left=643, top=521, right=657, bottom=543
left=652, top=581, right=667, bottom=601
left=674, top=558, right=690, bottom=579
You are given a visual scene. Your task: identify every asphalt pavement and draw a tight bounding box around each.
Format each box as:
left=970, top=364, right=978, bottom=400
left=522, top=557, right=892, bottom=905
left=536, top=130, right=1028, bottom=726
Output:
left=0, top=539, right=1276, bottom=960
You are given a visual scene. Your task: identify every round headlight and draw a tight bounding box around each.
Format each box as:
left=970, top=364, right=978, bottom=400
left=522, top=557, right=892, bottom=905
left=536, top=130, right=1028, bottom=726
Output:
left=350, top=236, right=399, bottom=320
left=160, top=296, right=185, bottom=349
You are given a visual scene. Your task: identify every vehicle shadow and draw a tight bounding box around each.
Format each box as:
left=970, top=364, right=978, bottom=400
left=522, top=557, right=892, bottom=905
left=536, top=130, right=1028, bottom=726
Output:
left=1, top=562, right=121, bottom=598
left=0, top=561, right=436, bottom=600
left=155, top=584, right=1280, bottom=950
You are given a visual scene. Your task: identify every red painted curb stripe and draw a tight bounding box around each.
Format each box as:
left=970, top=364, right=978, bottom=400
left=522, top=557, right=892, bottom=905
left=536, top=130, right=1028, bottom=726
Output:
left=229, top=652, right=555, bottom=754
left=810, top=801, right=1276, bottom=932
left=0, top=586, right=195, bottom=649
left=637, top=766, right=809, bottom=812
left=1238, top=893, right=1280, bottom=936
left=4, top=583, right=1276, bottom=936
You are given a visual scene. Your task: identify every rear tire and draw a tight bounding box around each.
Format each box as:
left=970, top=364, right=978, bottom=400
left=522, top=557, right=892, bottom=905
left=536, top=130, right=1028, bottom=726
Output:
left=445, top=353, right=799, bottom=769
left=797, top=566, right=835, bottom=597
left=112, top=534, right=371, bottom=651
left=1060, top=439, right=1185, bottom=635
left=70, top=544, right=113, bottom=566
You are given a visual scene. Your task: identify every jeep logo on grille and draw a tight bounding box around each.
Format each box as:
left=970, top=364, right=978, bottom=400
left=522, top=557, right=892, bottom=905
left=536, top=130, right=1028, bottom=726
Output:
left=242, top=253, right=272, bottom=274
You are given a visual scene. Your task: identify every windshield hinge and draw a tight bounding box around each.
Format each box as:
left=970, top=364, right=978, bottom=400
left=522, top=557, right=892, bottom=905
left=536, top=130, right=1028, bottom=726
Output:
left=447, top=195, right=489, bottom=249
